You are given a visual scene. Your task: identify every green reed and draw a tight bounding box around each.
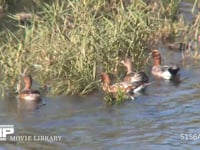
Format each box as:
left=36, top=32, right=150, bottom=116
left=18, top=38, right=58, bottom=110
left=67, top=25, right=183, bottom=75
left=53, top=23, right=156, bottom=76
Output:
left=0, top=0, right=182, bottom=97
left=0, top=0, right=6, bottom=11
left=104, top=89, right=129, bottom=105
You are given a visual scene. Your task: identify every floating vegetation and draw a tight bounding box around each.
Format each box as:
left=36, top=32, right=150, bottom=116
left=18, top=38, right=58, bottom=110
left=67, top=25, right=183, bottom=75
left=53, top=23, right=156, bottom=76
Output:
left=103, top=89, right=131, bottom=105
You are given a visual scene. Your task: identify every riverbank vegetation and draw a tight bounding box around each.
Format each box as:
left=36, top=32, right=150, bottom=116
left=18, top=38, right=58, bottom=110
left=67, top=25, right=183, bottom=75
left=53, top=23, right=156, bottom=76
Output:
left=0, top=0, right=198, bottom=99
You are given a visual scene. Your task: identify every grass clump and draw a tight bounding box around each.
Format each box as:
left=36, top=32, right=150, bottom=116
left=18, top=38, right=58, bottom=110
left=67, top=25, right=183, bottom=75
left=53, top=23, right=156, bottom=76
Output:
left=104, top=89, right=131, bottom=105
left=0, top=0, right=183, bottom=96
left=0, top=0, right=7, bottom=12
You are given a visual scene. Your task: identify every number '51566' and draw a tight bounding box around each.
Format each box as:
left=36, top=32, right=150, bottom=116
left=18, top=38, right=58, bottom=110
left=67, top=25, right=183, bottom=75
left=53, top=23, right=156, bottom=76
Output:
left=180, top=133, right=200, bottom=141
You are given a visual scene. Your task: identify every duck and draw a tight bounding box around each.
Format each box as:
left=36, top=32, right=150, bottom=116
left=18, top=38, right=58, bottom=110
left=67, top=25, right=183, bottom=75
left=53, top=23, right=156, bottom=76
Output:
left=100, top=73, right=149, bottom=99
left=151, top=50, right=180, bottom=80
left=17, top=75, right=41, bottom=101
left=121, top=57, right=148, bottom=84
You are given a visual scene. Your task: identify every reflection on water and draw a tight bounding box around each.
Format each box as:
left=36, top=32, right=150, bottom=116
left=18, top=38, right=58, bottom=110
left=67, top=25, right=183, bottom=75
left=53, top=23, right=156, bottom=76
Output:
left=17, top=99, right=45, bottom=111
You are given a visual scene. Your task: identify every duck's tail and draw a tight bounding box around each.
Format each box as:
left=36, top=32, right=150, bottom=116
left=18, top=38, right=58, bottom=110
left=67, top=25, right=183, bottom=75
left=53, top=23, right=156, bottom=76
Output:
left=168, top=65, right=180, bottom=76
left=133, top=82, right=151, bottom=93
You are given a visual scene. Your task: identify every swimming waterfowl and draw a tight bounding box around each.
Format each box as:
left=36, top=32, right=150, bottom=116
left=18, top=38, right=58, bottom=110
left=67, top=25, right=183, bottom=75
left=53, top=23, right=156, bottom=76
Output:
left=101, top=73, right=149, bottom=97
left=151, top=50, right=180, bottom=80
left=121, top=57, right=148, bottom=84
left=17, top=75, right=41, bottom=101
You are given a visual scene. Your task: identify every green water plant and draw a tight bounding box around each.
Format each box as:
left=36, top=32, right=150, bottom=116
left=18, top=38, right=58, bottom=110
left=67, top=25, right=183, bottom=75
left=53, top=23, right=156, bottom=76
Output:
left=0, top=0, right=184, bottom=97
left=104, top=88, right=131, bottom=105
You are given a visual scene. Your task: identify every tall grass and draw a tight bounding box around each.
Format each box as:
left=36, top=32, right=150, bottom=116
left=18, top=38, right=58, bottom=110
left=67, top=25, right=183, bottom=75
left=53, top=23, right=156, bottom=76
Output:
left=0, top=0, right=182, bottom=96
left=0, top=0, right=5, bottom=7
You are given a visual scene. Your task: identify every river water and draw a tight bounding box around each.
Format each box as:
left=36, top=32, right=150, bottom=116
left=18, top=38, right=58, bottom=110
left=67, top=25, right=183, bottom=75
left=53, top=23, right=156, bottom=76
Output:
left=0, top=1, right=200, bottom=150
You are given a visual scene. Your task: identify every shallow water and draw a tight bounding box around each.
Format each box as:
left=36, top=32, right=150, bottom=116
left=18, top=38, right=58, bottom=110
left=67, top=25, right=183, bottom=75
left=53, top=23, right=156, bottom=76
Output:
left=1, top=0, right=200, bottom=150
left=0, top=47, right=200, bottom=150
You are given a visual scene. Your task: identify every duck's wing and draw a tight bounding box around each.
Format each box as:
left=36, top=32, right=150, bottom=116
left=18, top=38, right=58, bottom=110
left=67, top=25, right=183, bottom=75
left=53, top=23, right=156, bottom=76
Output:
left=161, top=65, right=180, bottom=75
left=160, top=65, right=170, bottom=71
left=109, top=82, right=133, bottom=93
left=124, top=72, right=136, bottom=82
left=130, top=81, right=150, bottom=93
left=126, top=71, right=148, bottom=83
left=136, top=71, right=149, bottom=83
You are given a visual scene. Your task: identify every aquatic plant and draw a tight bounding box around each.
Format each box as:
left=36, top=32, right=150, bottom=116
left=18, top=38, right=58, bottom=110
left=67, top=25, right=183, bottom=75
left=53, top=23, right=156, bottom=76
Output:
left=103, top=89, right=130, bottom=105
left=192, top=0, right=199, bottom=14
left=0, top=0, right=184, bottom=97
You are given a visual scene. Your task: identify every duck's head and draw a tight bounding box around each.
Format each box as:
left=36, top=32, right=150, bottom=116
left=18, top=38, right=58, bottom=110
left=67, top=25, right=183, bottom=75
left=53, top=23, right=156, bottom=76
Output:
left=121, top=57, right=133, bottom=74
left=100, top=72, right=112, bottom=92
left=121, top=57, right=132, bottom=67
left=150, top=50, right=161, bottom=66
left=23, top=75, right=32, bottom=90
left=100, top=73, right=111, bottom=85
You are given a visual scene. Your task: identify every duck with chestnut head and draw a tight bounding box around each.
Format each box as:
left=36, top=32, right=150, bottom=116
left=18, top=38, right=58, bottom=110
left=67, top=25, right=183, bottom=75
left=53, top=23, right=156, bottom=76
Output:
left=151, top=50, right=180, bottom=80
left=100, top=72, right=149, bottom=99
left=121, top=57, right=148, bottom=84
left=17, top=75, right=41, bottom=101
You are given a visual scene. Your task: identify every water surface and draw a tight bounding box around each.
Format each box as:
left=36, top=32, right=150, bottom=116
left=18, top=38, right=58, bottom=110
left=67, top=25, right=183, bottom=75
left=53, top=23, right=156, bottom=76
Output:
left=0, top=47, right=200, bottom=150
